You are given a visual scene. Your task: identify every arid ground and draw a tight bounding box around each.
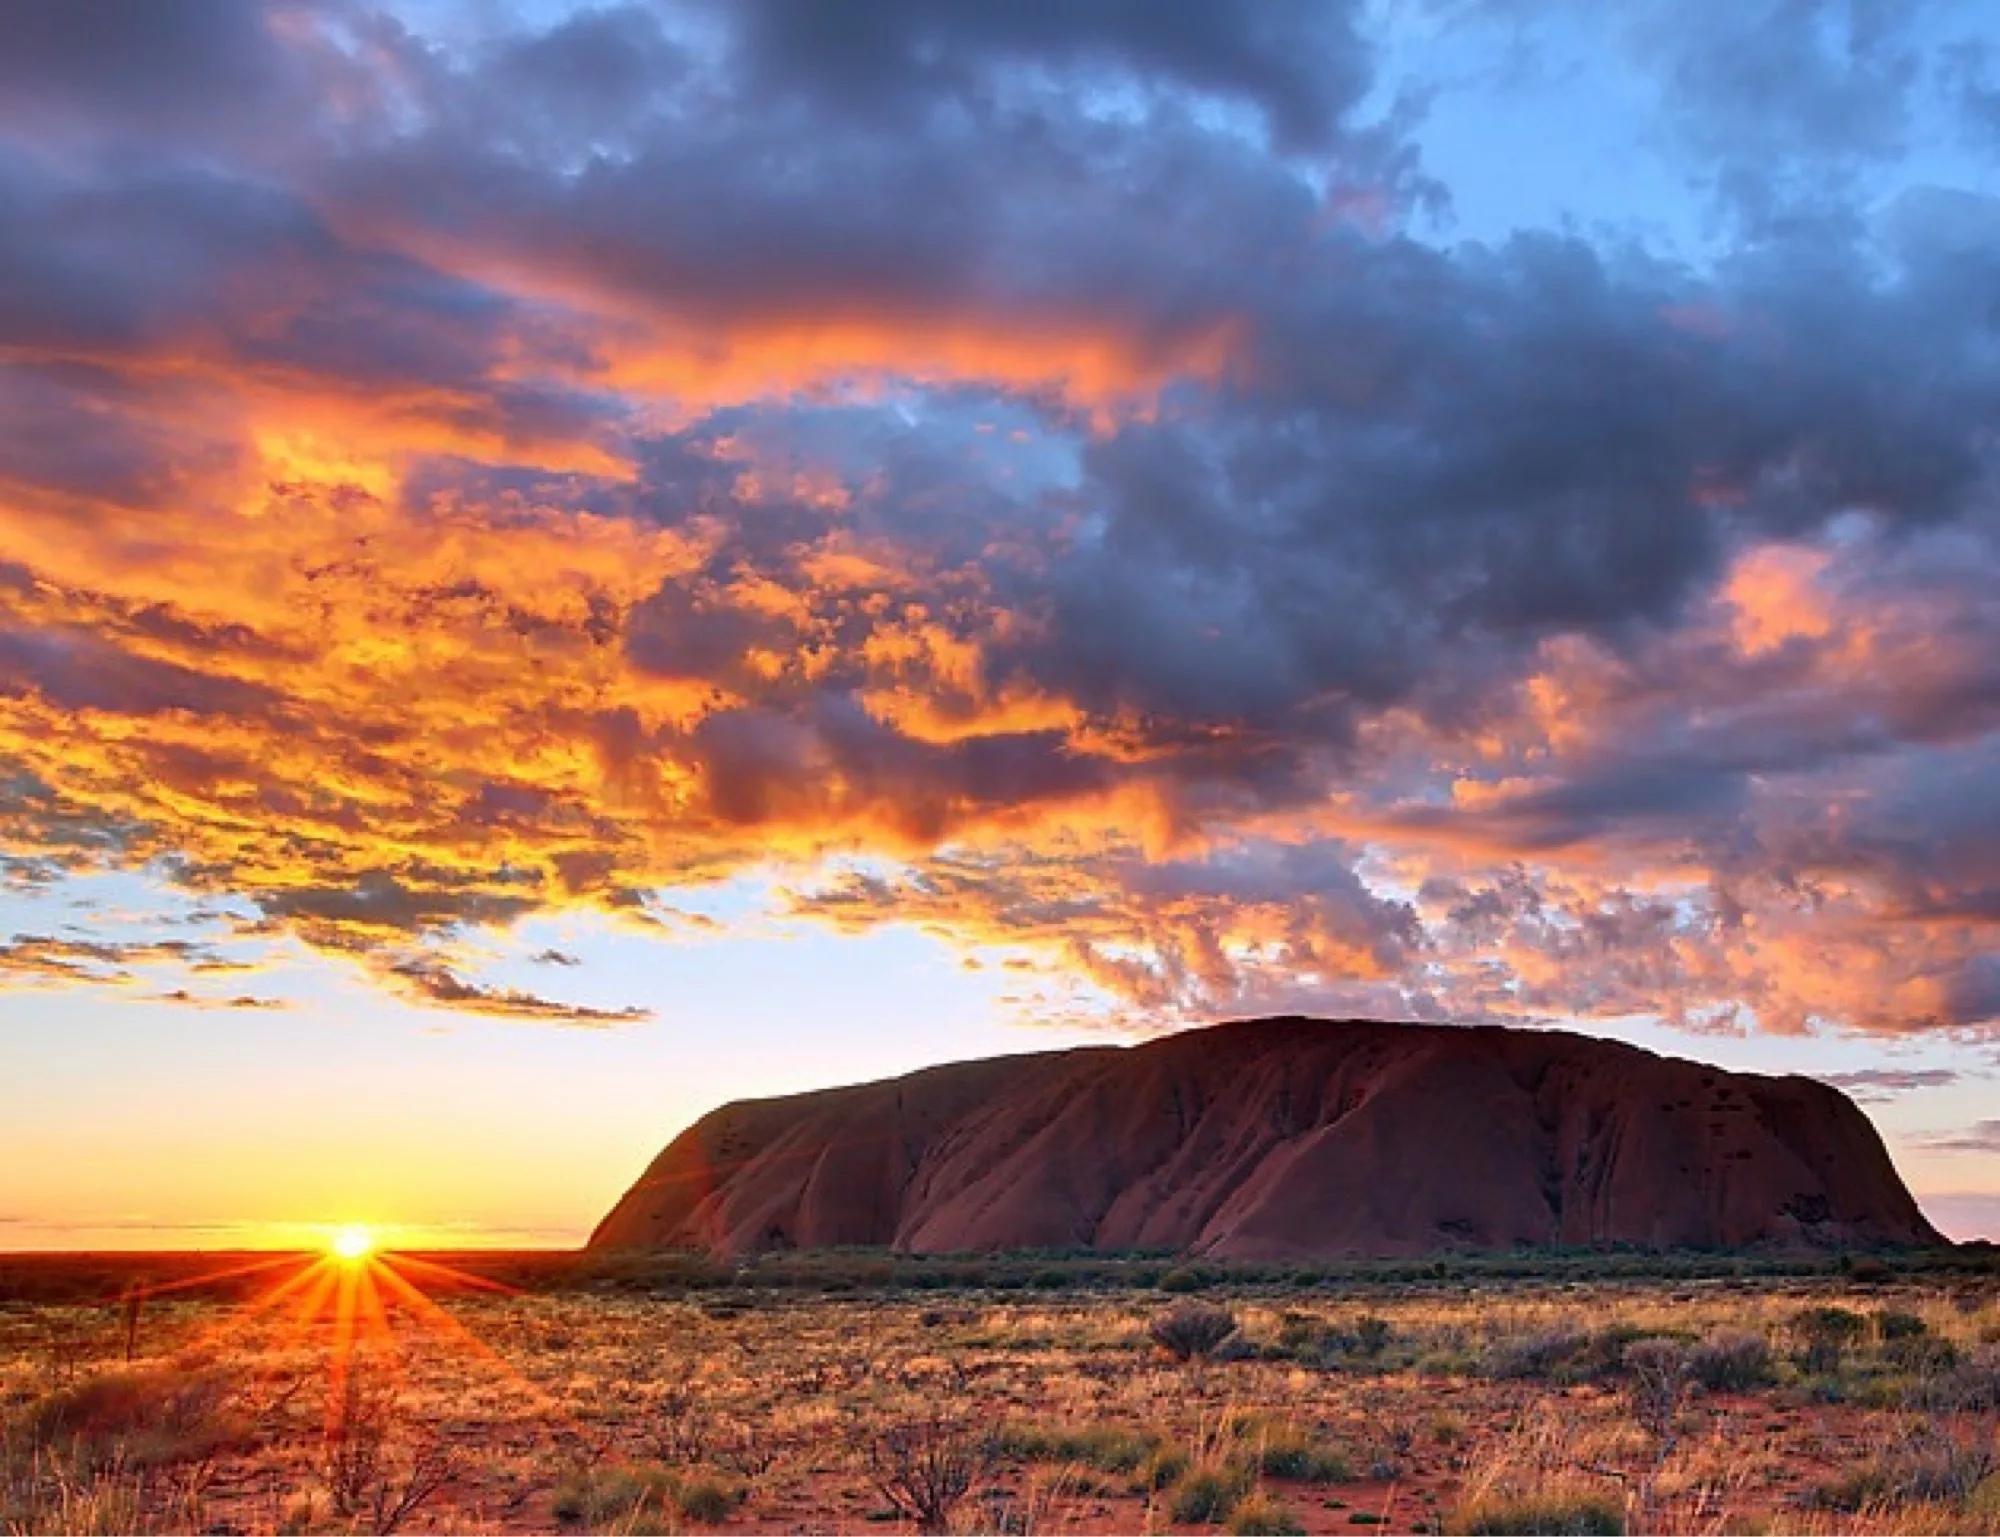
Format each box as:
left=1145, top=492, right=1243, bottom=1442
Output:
left=3, top=1250, right=1999, bottom=1536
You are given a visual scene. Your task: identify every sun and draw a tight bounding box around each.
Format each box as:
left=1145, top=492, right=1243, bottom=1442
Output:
left=328, top=1224, right=377, bottom=1263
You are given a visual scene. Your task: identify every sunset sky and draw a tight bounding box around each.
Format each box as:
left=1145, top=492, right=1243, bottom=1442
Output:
left=4, top=0, right=2000, bottom=1250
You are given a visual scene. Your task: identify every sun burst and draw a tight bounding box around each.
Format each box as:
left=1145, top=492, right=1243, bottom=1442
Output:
left=329, top=1224, right=377, bottom=1263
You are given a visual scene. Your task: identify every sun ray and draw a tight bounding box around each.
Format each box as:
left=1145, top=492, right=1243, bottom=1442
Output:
left=383, top=1251, right=522, bottom=1296
left=371, top=1257, right=543, bottom=1393
left=114, top=1252, right=308, bottom=1305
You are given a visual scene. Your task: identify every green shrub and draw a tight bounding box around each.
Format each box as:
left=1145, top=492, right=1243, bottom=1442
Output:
left=1159, top=1267, right=1208, bottom=1294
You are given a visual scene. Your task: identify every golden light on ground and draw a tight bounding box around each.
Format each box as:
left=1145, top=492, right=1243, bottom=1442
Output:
left=329, top=1224, right=377, bottom=1263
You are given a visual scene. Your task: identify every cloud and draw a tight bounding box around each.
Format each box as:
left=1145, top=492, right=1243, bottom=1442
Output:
left=0, top=932, right=245, bottom=989
left=385, top=958, right=650, bottom=1026
left=150, top=988, right=289, bottom=1011
left=0, top=1, right=1995, bottom=1035
left=1914, top=1120, right=2000, bottom=1155
left=1823, top=1067, right=1961, bottom=1102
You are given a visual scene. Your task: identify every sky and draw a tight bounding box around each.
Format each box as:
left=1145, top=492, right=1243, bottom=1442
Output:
left=3, top=0, right=2000, bottom=1250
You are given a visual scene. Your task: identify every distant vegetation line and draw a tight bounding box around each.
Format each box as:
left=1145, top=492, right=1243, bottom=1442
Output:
left=2, top=1243, right=1995, bottom=1305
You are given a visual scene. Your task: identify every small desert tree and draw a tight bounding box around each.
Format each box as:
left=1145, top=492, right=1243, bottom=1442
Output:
left=862, top=1411, right=997, bottom=1535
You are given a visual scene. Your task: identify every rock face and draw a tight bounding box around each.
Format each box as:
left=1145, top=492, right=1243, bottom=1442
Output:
left=590, top=1018, right=1942, bottom=1257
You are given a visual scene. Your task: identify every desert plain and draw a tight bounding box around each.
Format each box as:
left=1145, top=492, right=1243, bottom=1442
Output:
left=4, top=1248, right=1999, bottom=1537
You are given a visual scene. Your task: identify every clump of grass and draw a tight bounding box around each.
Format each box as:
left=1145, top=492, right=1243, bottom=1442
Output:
left=1809, top=1421, right=1996, bottom=1512
left=1139, top=1444, right=1191, bottom=1491
left=552, top=1464, right=677, bottom=1526
left=1445, top=1486, right=1625, bottom=1534
left=24, top=1363, right=245, bottom=1470
left=1966, top=1472, right=2000, bottom=1526
left=1226, top=1493, right=1308, bottom=1535
left=1170, top=1462, right=1253, bottom=1525
left=675, top=1474, right=744, bottom=1525
left=1254, top=1426, right=1350, bottom=1484
left=995, top=1420, right=1159, bottom=1473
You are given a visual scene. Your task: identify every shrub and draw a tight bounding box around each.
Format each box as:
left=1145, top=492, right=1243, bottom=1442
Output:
left=676, top=1475, right=744, bottom=1525
left=1481, top=1328, right=1588, bottom=1380
left=861, top=1412, right=997, bottom=1535
left=1789, top=1305, right=1867, bottom=1373
left=1686, top=1329, right=1773, bottom=1391
left=1149, top=1303, right=1240, bottom=1362
left=1903, top=1346, right=2000, bottom=1411
left=316, top=1359, right=456, bottom=1536
left=1158, top=1267, right=1208, bottom=1294
left=1446, top=1488, right=1625, bottom=1534
left=1877, top=1308, right=1929, bottom=1341
left=1171, top=1463, right=1252, bottom=1525
left=1887, top=1334, right=1962, bottom=1373
left=1227, top=1494, right=1308, bottom=1535
left=1620, top=1339, right=1689, bottom=1441
left=1353, top=1315, right=1392, bottom=1357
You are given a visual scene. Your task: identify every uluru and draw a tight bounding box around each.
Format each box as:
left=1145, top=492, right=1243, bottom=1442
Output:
left=591, top=1018, right=1942, bottom=1258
